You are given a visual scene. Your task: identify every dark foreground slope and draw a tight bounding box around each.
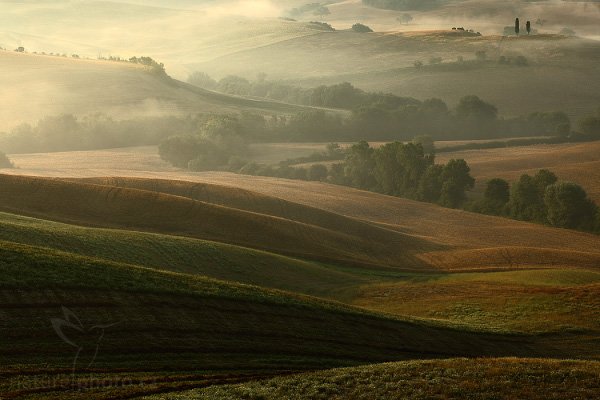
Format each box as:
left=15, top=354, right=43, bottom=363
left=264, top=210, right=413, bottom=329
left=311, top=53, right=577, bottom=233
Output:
left=0, top=240, right=578, bottom=400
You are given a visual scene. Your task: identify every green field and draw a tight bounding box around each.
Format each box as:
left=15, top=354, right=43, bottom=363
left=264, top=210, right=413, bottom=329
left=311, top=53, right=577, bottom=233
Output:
left=1, top=228, right=575, bottom=399
left=0, top=173, right=598, bottom=398
left=1, top=2, right=599, bottom=397
left=147, top=358, right=600, bottom=400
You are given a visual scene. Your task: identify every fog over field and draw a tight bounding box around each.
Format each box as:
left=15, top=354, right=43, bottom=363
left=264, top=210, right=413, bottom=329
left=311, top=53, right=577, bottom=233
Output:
left=1, top=1, right=600, bottom=399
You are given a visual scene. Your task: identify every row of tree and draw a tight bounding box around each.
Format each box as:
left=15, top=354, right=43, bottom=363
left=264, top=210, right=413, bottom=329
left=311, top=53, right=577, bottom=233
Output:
left=188, top=77, right=419, bottom=111
left=235, top=151, right=600, bottom=234
left=235, top=141, right=475, bottom=209
left=4, top=104, right=598, bottom=156
left=189, top=76, right=582, bottom=140
left=471, top=170, right=599, bottom=233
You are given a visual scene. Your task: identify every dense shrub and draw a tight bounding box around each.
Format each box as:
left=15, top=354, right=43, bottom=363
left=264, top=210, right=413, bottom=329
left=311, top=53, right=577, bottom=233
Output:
left=351, top=23, right=373, bottom=33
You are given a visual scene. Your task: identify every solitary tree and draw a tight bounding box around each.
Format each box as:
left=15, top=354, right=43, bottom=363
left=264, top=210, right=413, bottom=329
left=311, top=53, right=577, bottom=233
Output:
left=515, top=18, right=520, bottom=36
left=526, top=21, right=531, bottom=35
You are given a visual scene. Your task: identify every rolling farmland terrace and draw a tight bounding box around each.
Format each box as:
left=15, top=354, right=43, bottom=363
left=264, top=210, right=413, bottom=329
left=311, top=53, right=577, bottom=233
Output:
left=1, top=1, right=600, bottom=398
left=1, top=1, right=600, bottom=122
left=0, top=169, right=599, bottom=398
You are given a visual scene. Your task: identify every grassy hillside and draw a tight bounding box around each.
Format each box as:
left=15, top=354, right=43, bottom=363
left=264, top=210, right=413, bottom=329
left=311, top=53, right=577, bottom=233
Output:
left=0, top=50, right=306, bottom=131
left=0, top=174, right=428, bottom=269
left=1, top=240, right=573, bottom=399
left=92, top=171, right=600, bottom=256
left=1, top=208, right=598, bottom=335
left=0, top=211, right=368, bottom=299
left=1, top=173, right=599, bottom=336
left=438, top=141, right=600, bottom=204
left=149, top=358, right=600, bottom=400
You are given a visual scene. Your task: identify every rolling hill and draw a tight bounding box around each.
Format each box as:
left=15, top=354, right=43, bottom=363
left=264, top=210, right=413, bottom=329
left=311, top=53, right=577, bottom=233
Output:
left=1, top=235, right=579, bottom=399
left=192, top=30, right=600, bottom=119
left=2, top=1, right=599, bottom=398
left=0, top=50, right=308, bottom=132
left=1, top=172, right=600, bottom=333
left=0, top=172, right=598, bottom=398
left=1, top=0, right=598, bottom=125
left=0, top=174, right=430, bottom=270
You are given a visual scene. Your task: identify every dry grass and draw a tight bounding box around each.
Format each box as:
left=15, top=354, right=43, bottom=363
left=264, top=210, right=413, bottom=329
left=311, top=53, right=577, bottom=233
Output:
left=419, top=247, right=600, bottom=272
left=353, top=276, right=600, bottom=333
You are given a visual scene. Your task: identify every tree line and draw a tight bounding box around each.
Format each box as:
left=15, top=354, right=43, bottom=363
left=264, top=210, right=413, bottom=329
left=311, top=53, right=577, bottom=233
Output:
left=236, top=147, right=600, bottom=235
left=189, top=75, right=588, bottom=141
left=470, top=170, right=600, bottom=233
left=3, top=103, right=598, bottom=157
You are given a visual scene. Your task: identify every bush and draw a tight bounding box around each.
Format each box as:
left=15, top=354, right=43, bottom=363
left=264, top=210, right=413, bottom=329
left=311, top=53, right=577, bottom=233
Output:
left=308, top=164, right=329, bottom=181
left=508, top=170, right=557, bottom=223
left=578, top=109, right=600, bottom=136
left=412, top=135, right=435, bottom=154
left=352, top=23, right=373, bottom=33
left=309, top=21, right=335, bottom=31
left=158, top=135, right=202, bottom=168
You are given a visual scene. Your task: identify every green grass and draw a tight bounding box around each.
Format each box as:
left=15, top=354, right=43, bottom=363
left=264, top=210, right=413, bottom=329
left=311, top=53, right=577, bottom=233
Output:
left=353, top=270, right=600, bottom=333
left=2, top=239, right=574, bottom=399
left=0, top=174, right=427, bottom=270
left=0, top=211, right=368, bottom=299
left=3, top=209, right=599, bottom=335
left=145, top=358, right=600, bottom=400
